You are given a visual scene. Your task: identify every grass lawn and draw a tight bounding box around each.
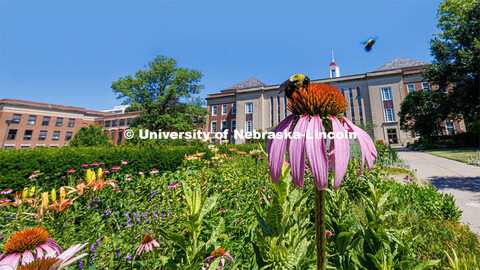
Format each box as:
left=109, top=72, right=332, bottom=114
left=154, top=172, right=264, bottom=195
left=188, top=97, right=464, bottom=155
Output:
left=422, top=148, right=480, bottom=165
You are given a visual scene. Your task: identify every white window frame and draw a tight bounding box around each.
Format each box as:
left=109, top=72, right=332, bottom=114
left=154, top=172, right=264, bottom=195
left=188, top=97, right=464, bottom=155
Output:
left=221, top=120, right=227, bottom=132
left=445, top=121, right=456, bottom=135
left=407, top=84, right=415, bottom=93
left=245, top=120, right=253, bottom=132
left=212, top=105, right=217, bottom=116
left=211, top=121, right=217, bottom=133
left=222, top=104, right=228, bottom=115
left=384, top=109, right=395, bottom=122
left=231, top=103, right=236, bottom=114
left=422, top=82, right=430, bottom=91
left=231, top=119, right=236, bottom=131
left=381, top=88, right=392, bottom=101
left=245, top=103, right=253, bottom=114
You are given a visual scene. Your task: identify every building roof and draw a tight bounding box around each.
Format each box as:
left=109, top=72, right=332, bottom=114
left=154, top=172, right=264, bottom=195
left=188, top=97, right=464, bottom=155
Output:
left=0, top=98, right=112, bottom=116
left=223, top=77, right=266, bottom=91
left=375, top=57, right=428, bottom=71
left=330, top=61, right=337, bottom=67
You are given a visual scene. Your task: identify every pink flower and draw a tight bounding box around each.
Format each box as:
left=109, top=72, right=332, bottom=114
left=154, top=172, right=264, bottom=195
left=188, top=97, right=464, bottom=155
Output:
left=81, top=164, right=89, bottom=167
left=28, top=173, right=38, bottom=180
left=67, top=169, right=76, bottom=174
left=91, top=162, right=99, bottom=166
left=0, top=227, right=63, bottom=268
left=135, top=234, right=159, bottom=257
left=168, top=182, right=179, bottom=189
left=202, top=247, right=234, bottom=270
left=125, top=177, right=132, bottom=181
left=326, top=231, right=333, bottom=237
left=1, top=189, right=13, bottom=195
left=139, top=171, right=144, bottom=175
left=267, top=84, right=377, bottom=190
left=121, top=161, right=128, bottom=165
left=149, top=169, right=159, bottom=174
left=231, top=198, right=238, bottom=202
left=236, top=218, right=243, bottom=223
left=260, top=197, right=265, bottom=203
left=112, top=166, right=119, bottom=171
left=182, top=229, right=188, bottom=234
left=103, top=170, right=110, bottom=174
left=98, top=162, right=105, bottom=165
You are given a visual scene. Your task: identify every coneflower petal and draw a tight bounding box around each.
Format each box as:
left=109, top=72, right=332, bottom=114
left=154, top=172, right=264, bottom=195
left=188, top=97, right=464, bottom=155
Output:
left=268, top=114, right=295, bottom=183
left=330, top=116, right=350, bottom=189
left=341, top=117, right=377, bottom=174
left=306, top=115, right=328, bottom=190
left=0, top=253, right=20, bottom=268
left=288, top=115, right=309, bottom=189
left=21, top=250, right=34, bottom=265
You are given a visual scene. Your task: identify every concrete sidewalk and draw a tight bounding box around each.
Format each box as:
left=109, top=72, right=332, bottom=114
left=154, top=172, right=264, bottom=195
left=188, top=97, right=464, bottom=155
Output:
left=396, top=148, right=480, bottom=235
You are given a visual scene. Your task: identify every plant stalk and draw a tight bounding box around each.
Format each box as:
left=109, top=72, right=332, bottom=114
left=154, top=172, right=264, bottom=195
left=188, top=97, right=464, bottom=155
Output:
left=315, top=189, right=326, bottom=270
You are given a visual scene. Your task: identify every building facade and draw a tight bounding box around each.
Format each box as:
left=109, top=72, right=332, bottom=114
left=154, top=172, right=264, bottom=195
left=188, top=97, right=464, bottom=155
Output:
left=94, top=112, right=141, bottom=146
left=0, top=99, right=111, bottom=149
left=206, top=58, right=466, bottom=145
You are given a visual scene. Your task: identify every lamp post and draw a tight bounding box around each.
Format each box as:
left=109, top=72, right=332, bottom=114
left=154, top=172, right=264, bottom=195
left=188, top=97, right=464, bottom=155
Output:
left=1, top=120, right=13, bottom=150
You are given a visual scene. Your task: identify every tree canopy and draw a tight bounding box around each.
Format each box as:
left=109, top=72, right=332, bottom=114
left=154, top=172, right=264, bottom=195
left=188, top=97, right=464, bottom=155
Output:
left=112, top=55, right=208, bottom=131
left=423, top=0, right=480, bottom=131
left=69, top=124, right=112, bottom=147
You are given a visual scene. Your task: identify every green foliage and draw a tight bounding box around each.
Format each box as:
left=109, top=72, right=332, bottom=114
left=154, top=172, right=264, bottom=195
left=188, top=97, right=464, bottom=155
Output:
left=69, top=124, right=112, bottom=147
left=111, top=55, right=208, bottom=131
left=423, top=0, right=480, bottom=132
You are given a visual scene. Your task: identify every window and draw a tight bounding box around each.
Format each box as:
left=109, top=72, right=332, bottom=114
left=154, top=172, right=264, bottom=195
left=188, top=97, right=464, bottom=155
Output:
left=230, top=137, right=235, bottom=144
left=245, top=103, right=253, bottom=114
left=52, top=131, right=60, bottom=141
left=55, top=118, right=63, bottom=127
left=112, top=120, right=118, bottom=127
left=407, top=84, right=415, bottom=93
left=222, top=104, right=228, bottom=115
left=5, top=146, right=14, bottom=150
left=65, top=132, right=73, bottom=141
left=381, top=88, right=392, bottom=100
left=119, top=119, right=125, bottom=126
left=231, top=119, right=236, bottom=131
left=422, top=82, right=430, bottom=91
left=221, top=120, right=227, bottom=132
left=7, top=129, right=17, bottom=140
left=68, top=119, right=75, bottom=127
left=23, top=130, right=32, bottom=140
left=105, top=120, right=111, bottom=127
left=38, top=131, right=47, bottom=140
left=270, top=97, right=274, bottom=126
left=12, top=114, right=21, bottom=124
left=111, top=133, right=115, bottom=141
left=117, top=132, right=122, bottom=145
left=384, top=109, right=395, bottom=122
left=21, top=146, right=29, bottom=149
left=27, top=116, right=36, bottom=125
left=331, top=70, right=336, bottom=78
left=414, top=131, right=421, bottom=138
left=232, top=103, right=236, bottom=114
left=245, top=120, right=253, bottom=132
left=445, top=121, right=456, bottom=135
left=211, top=121, right=217, bottom=133
left=42, top=117, right=50, bottom=126
left=50, top=146, right=58, bottom=148
left=127, top=118, right=132, bottom=125
left=210, top=138, right=216, bottom=144
left=212, top=105, right=218, bottom=116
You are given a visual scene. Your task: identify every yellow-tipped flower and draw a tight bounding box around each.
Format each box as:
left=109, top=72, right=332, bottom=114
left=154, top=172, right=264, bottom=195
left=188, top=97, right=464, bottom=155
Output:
left=22, top=187, right=29, bottom=201
left=60, top=187, right=66, bottom=202
left=29, top=186, right=36, bottom=197
left=97, top=168, right=103, bottom=181
left=41, top=192, right=49, bottom=208
left=51, top=189, right=57, bottom=202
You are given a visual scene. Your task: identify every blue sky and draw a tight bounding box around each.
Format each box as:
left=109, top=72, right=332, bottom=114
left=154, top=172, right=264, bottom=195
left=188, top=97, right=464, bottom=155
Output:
left=0, top=0, right=441, bottom=111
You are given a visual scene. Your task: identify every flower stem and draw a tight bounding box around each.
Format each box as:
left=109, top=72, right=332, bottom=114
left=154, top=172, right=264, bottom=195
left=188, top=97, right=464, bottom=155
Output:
left=315, top=189, right=326, bottom=270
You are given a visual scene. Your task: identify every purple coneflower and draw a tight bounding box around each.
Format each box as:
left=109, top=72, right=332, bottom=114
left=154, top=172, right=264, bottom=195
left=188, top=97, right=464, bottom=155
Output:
left=81, top=164, right=88, bottom=168
left=0, top=227, right=62, bottom=268
left=125, top=177, right=132, bottom=181
left=202, top=247, right=234, bottom=270
left=1, top=189, right=13, bottom=195
left=325, top=231, right=333, bottom=237
left=149, top=169, right=159, bottom=175
left=90, top=162, right=99, bottom=166
left=67, top=169, right=76, bottom=174
left=121, top=161, right=128, bottom=165
left=98, top=162, right=105, bottom=165
left=12, top=243, right=88, bottom=270
left=267, top=83, right=377, bottom=190
left=111, top=166, right=119, bottom=171
left=168, top=182, right=179, bottom=189
left=139, top=171, right=144, bottom=175
left=135, top=235, right=159, bottom=257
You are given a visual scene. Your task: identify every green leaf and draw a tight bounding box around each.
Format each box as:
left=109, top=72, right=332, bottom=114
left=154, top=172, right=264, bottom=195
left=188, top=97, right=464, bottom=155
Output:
left=157, top=228, right=187, bottom=252
left=255, top=209, right=273, bottom=237
left=198, top=194, right=219, bottom=222
left=206, top=217, right=225, bottom=248
left=412, top=260, right=441, bottom=270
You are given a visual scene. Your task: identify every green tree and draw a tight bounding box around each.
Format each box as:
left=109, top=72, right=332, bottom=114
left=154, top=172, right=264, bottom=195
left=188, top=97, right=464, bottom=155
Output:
left=399, top=90, right=443, bottom=141
left=111, top=55, right=208, bottom=131
left=69, top=124, right=112, bottom=147
left=423, top=0, right=480, bottom=131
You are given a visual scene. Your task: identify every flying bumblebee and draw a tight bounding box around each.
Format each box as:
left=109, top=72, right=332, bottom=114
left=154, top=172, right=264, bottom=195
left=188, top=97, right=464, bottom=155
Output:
left=278, top=74, right=310, bottom=99
left=361, top=37, right=377, bottom=52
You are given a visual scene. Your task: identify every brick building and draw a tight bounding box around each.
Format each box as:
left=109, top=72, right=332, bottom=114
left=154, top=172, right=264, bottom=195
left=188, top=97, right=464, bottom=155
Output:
left=206, top=58, right=466, bottom=145
left=94, top=112, right=142, bottom=146
left=0, top=99, right=111, bottom=149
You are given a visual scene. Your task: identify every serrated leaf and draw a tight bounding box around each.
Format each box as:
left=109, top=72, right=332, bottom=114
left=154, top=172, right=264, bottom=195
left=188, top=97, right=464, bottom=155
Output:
left=198, top=194, right=219, bottom=222
left=206, top=217, right=225, bottom=248
left=255, top=209, right=273, bottom=237
left=157, top=228, right=187, bottom=251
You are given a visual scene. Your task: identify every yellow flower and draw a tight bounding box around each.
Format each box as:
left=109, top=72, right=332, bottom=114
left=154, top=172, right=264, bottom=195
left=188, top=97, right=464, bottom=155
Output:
left=41, top=192, right=49, bottom=208
left=51, top=189, right=57, bottom=202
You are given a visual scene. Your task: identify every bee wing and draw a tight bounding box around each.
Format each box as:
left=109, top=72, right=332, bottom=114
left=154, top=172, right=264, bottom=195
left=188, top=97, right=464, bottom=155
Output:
left=278, top=79, right=290, bottom=94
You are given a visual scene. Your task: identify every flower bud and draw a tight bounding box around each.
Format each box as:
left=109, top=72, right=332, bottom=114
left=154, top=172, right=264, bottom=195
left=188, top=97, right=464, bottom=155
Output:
left=41, top=192, right=49, bottom=208
left=60, top=187, right=66, bottom=202
left=51, top=189, right=57, bottom=202
left=22, top=187, right=28, bottom=201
